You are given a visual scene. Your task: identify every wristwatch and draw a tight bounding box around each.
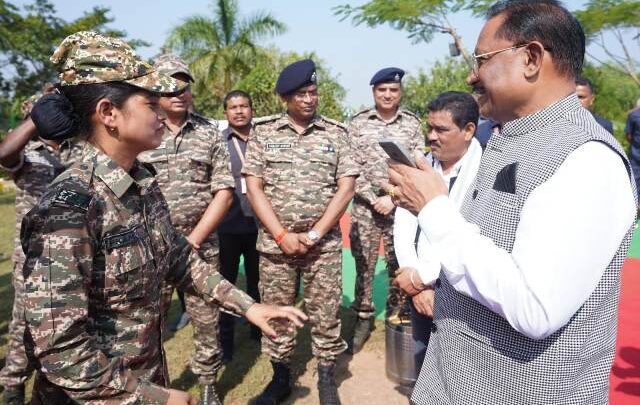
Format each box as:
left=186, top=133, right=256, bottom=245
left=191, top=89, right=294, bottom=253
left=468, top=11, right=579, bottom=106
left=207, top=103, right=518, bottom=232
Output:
left=307, top=229, right=321, bottom=244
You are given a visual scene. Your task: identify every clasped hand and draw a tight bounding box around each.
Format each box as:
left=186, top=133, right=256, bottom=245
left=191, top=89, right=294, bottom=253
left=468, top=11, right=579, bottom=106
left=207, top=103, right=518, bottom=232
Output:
left=279, top=232, right=314, bottom=256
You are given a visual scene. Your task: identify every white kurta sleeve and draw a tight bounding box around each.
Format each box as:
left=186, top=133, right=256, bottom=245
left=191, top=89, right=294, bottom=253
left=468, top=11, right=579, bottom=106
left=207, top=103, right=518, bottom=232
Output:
left=417, top=141, right=636, bottom=339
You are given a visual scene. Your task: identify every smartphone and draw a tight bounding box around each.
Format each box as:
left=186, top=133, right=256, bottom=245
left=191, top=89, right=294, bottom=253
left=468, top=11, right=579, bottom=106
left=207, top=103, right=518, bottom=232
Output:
left=379, top=139, right=416, bottom=167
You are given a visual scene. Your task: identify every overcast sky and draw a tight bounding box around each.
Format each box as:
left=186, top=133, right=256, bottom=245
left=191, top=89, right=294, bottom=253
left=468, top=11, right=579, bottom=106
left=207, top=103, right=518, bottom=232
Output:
left=14, top=0, right=633, bottom=109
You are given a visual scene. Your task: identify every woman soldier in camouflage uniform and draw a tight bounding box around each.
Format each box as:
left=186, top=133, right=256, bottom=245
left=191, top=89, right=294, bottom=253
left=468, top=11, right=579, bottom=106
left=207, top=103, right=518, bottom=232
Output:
left=20, top=31, right=306, bottom=405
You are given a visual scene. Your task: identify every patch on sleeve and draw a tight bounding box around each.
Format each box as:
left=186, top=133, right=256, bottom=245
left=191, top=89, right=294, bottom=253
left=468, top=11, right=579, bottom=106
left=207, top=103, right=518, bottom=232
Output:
left=52, top=189, right=92, bottom=211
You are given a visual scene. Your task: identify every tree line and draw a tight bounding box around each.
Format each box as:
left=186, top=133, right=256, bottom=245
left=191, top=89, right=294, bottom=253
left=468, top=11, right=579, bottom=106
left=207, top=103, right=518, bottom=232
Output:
left=1, top=0, right=638, bottom=146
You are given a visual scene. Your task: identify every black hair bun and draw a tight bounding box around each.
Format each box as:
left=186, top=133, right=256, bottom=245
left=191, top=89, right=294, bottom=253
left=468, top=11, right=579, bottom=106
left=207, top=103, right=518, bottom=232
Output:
left=30, top=93, right=78, bottom=141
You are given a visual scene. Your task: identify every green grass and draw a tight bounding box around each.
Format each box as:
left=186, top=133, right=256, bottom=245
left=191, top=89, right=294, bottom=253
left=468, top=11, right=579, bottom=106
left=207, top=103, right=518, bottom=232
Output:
left=0, top=191, right=16, bottom=355
left=0, top=191, right=386, bottom=403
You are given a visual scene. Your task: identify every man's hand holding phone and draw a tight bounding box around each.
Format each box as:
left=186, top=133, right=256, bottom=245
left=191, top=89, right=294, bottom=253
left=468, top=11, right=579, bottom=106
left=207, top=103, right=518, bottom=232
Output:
left=387, top=150, right=449, bottom=215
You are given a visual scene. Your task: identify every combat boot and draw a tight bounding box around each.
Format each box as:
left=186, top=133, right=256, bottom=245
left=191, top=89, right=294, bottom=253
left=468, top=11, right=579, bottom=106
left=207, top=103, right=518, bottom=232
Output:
left=3, top=384, right=25, bottom=405
left=255, top=361, right=291, bottom=405
left=349, top=317, right=373, bottom=354
left=317, top=362, right=341, bottom=405
left=201, top=383, right=222, bottom=405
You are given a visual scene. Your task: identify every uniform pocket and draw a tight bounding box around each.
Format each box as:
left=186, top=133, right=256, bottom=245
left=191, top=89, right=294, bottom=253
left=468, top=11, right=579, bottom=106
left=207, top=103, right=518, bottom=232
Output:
left=189, top=156, right=212, bottom=183
left=308, top=154, right=337, bottom=183
left=103, top=226, right=150, bottom=302
left=264, top=155, right=293, bottom=183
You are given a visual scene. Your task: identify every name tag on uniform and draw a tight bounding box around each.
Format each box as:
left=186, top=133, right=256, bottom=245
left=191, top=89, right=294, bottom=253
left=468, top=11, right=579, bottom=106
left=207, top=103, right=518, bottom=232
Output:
left=103, top=225, right=144, bottom=251
left=240, top=178, right=247, bottom=194
left=266, top=143, right=292, bottom=150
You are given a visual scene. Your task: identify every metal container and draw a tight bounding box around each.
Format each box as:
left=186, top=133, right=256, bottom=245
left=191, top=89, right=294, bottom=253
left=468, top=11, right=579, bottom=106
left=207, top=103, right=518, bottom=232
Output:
left=385, top=317, right=417, bottom=386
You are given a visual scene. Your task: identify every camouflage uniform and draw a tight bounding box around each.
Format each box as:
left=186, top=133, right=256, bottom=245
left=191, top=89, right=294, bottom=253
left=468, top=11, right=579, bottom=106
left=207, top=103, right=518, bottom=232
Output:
left=348, top=108, right=423, bottom=319
left=21, top=143, right=254, bottom=404
left=138, top=113, right=234, bottom=384
left=242, top=114, right=359, bottom=364
left=0, top=138, right=85, bottom=389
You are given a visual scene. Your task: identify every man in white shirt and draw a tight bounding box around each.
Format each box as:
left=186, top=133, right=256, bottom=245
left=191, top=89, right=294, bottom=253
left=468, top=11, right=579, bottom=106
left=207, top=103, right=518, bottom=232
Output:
left=393, top=91, right=482, bottom=376
left=388, top=0, right=637, bottom=403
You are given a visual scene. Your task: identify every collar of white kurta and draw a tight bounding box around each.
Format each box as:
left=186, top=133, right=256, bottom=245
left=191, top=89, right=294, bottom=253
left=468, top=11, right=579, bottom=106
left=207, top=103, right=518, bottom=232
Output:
left=428, top=137, right=482, bottom=209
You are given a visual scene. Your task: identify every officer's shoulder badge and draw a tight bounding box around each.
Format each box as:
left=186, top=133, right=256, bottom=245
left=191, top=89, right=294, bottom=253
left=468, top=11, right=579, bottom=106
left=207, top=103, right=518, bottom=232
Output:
left=253, top=113, right=283, bottom=126
left=191, top=112, right=218, bottom=127
left=401, top=109, right=421, bottom=121
left=320, top=116, right=347, bottom=130
left=51, top=161, right=95, bottom=187
left=351, top=108, right=373, bottom=120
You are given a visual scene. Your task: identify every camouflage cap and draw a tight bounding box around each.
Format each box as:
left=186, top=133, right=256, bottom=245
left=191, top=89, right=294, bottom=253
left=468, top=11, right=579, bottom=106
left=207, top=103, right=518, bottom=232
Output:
left=51, top=31, right=186, bottom=95
left=153, top=54, right=194, bottom=83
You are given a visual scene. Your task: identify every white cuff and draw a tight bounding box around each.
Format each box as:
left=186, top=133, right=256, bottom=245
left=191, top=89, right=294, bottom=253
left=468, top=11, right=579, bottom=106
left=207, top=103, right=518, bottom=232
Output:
left=415, top=260, right=441, bottom=286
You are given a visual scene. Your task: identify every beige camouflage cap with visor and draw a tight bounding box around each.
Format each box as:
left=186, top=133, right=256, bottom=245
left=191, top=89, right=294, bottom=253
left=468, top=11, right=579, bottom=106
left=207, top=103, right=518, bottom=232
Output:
left=51, top=31, right=186, bottom=95
left=153, top=54, right=194, bottom=82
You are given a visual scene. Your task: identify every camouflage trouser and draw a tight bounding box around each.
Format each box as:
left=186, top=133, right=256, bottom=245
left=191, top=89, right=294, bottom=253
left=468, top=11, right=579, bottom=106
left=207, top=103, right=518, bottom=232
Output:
left=349, top=198, right=402, bottom=320
left=0, top=262, right=36, bottom=388
left=260, top=249, right=347, bottom=364
left=161, top=256, right=221, bottom=385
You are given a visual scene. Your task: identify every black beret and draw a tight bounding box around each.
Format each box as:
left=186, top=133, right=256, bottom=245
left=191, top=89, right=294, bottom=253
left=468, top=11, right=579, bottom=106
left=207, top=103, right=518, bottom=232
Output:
left=276, top=59, right=317, bottom=95
left=370, top=67, right=405, bottom=86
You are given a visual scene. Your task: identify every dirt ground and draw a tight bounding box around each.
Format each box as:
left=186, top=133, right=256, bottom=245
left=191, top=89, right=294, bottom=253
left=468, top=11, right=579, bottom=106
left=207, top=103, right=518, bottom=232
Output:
left=205, top=315, right=413, bottom=405
left=286, top=349, right=411, bottom=405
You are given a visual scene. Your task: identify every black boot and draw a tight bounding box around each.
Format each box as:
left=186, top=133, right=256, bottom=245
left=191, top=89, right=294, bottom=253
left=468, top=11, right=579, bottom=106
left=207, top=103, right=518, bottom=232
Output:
left=201, top=383, right=222, bottom=405
left=3, top=384, right=25, bottom=405
left=255, top=361, right=291, bottom=405
left=317, top=363, right=341, bottom=405
left=349, top=317, right=373, bottom=354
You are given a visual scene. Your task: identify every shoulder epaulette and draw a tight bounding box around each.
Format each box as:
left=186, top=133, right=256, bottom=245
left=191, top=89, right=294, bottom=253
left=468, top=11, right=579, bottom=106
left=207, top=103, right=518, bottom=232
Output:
left=191, top=112, right=218, bottom=127
left=51, top=160, right=94, bottom=187
left=320, top=116, right=347, bottom=130
left=253, top=113, right=283, bottom=125
left=400, top=109, right=421, bottom=121
left=46, top=161, right=95, bottom=212
left=351, top=108, right=374, bottom=119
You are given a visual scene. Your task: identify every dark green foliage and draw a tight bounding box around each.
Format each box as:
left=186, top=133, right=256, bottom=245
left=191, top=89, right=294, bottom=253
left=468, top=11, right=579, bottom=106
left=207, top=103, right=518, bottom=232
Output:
left=402, top=57, right=471, bottom=119
left=574, top=0, right=639, bottom=87
left=233, top=49, right=346, bottom=121
left=583, top=63, right=640, bottom=149
left=0, top=0, right=145, bottom=132
left=165, top=1, right=347, bottom=120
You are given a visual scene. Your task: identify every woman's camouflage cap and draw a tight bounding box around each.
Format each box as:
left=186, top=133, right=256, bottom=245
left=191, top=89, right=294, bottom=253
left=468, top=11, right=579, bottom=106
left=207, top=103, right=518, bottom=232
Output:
left=51, top=31, right=186, bottom=95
